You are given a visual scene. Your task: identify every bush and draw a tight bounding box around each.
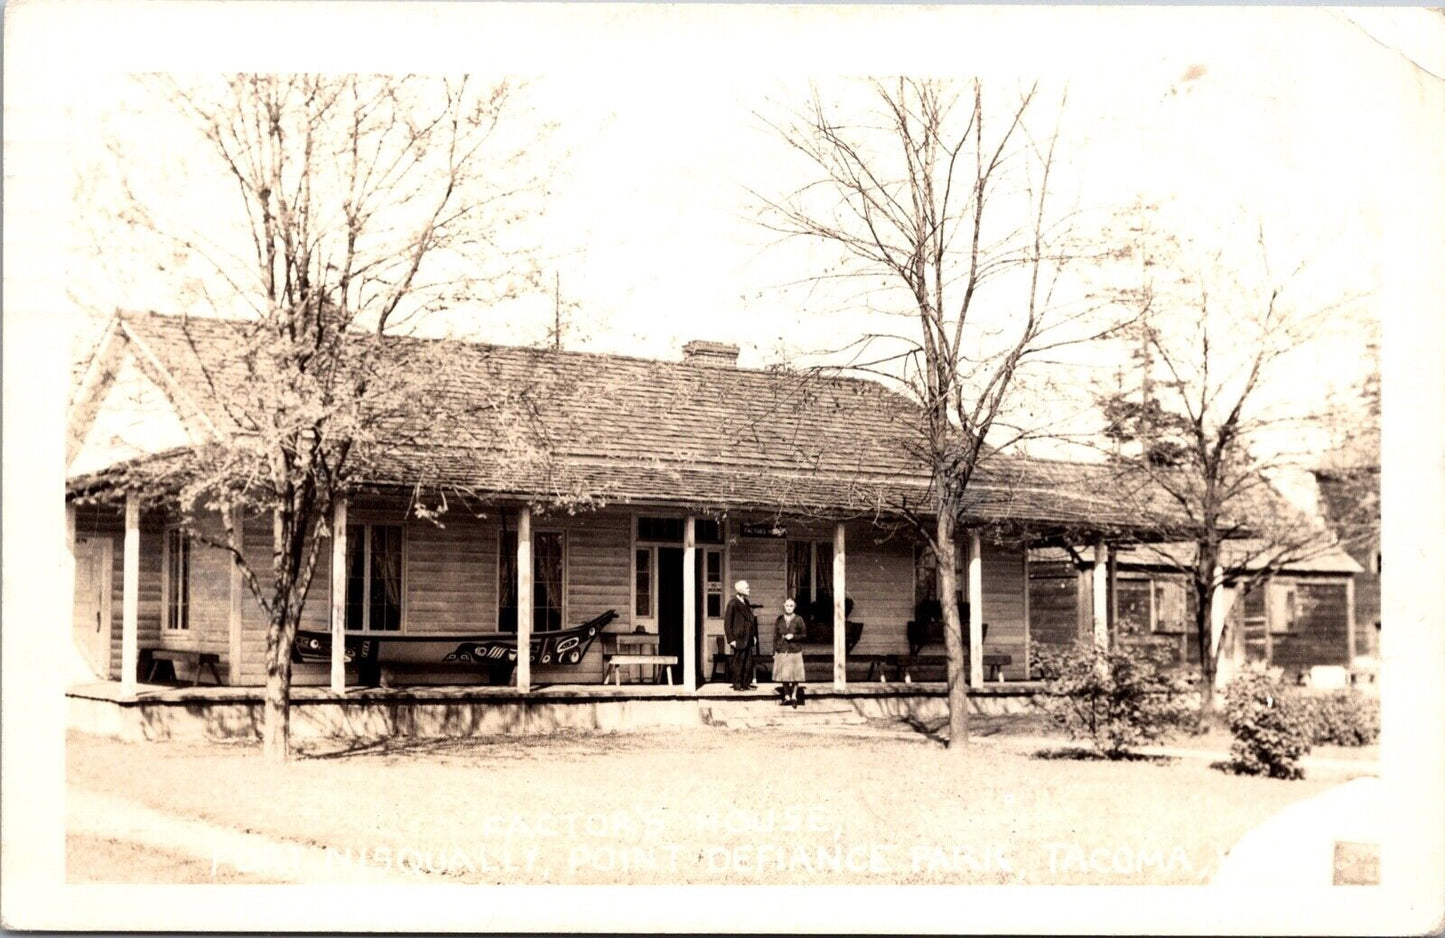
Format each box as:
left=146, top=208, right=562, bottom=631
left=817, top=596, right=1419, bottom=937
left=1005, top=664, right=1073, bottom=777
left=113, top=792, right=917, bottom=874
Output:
left=1223, top=666, right=1313, bottom=779
left=1298, top=690, right=1380, bottom=747
left=1031, top=644, right=1195, bottom=759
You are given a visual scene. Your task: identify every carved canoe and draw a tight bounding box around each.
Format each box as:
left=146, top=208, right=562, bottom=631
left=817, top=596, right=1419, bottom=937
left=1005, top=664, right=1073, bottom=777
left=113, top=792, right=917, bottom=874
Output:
left=292, top=609, right=618, bottom=675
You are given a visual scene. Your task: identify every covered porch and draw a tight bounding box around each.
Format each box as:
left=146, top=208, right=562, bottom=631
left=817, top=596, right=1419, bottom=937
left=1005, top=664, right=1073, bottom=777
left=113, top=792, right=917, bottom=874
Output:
left=71, top=491, right=1052, bottom=699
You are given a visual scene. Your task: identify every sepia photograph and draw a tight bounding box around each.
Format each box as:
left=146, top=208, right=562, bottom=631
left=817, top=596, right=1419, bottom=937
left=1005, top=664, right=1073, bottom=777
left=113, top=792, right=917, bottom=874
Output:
left=3, top=1, right=1442, bottom=933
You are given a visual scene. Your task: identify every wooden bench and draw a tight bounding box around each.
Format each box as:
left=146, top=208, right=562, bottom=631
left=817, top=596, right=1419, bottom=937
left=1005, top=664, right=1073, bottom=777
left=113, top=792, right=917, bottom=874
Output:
left=904, top=608, right=1012, bottom=681
left=605, top=654, right=676, bottom=686
left=888, top=653, right=1012, bottom=683
left=142, top=648, right=223, bottom=686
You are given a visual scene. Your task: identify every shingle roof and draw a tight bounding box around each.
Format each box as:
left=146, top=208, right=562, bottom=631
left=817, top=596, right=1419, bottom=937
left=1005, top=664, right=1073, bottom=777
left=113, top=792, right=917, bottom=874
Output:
left=1030, top=540, right=1363, bottom=575
left=73, top=311, right=1193, bottom=532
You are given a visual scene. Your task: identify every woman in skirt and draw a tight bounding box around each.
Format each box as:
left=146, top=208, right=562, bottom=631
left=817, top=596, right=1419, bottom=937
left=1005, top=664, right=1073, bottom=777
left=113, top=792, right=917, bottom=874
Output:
left=772, top=597, right=807, bottom=707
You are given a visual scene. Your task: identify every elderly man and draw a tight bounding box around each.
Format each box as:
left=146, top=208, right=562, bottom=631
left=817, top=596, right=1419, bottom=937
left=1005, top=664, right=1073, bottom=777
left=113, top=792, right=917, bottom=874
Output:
left=722, top=580, right=759, bottom=691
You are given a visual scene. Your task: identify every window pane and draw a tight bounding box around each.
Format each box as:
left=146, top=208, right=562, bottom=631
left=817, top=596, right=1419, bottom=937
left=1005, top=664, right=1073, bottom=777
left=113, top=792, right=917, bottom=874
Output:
left=706, top=593, right=721, bottom=619
left=1116, top=581, right=1152, bottom=634
left=534, top=532, right=564, bottom=631
left=635, top=548, right=652, bottom=618
left=369, top=525, right=403, bottom=632
left=180, top=535, right=189, bottom=630
left=787, top=541, right=811, bottom=604
left=815, top=542, right=834, bottom=599
left=498, top=530, right=517, bottom=632
left=345, top=524, right=366, bottom=631
left=638, top=517, right=684, bottom=542
left=706, top=552, right=721, bottom=581
left=166, top=530, right=190, bottom=630
left=1154, top=581, right=1187, bottom=632
left=1242, top=582, right=1266, bottom=619
left=915, top=545, right=939, bottom=610
left=695, top=519, right=722, bottom=543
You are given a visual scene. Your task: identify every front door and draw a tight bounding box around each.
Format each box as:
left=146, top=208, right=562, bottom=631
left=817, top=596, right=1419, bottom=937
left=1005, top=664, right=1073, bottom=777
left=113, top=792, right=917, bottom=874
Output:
left=657, top=548, right=683, bottom=662
left=73, top=537, right=112, bottom=679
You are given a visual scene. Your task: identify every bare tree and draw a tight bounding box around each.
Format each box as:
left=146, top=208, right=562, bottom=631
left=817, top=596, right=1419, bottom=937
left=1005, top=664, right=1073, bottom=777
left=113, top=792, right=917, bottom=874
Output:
left=85, top=74, right=558, bottom=761
left=756, top=79, right=1129, bottom=750
left=1096, top=219, right=1360, bottom=717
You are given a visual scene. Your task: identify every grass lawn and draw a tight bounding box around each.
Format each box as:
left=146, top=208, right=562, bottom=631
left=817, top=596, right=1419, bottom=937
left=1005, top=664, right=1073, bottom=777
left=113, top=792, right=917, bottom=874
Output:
left=66, top=722, right=1344, bottom=886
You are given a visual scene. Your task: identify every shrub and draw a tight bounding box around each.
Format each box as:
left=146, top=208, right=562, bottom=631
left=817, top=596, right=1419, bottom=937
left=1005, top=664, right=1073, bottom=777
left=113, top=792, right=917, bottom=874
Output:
left=1298, top=690, right=1380, bottom=747
left=1223, top=666, right=1313, bottom=779
left=1031, top=644, right=1195, bottom=759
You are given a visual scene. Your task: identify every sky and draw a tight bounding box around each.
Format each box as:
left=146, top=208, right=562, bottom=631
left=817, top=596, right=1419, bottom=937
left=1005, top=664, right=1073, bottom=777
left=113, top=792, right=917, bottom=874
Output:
left=11, top=4, right=1443, bottom=465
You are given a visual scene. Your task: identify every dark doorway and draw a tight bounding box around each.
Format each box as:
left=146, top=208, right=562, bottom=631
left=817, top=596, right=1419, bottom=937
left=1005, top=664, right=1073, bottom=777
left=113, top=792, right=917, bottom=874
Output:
left=657, top=548, right=684, bottom=662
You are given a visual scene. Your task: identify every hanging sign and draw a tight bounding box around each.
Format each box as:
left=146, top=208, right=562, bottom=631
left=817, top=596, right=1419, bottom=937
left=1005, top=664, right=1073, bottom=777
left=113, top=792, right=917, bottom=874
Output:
left=739, top=522, right=787, bottom=538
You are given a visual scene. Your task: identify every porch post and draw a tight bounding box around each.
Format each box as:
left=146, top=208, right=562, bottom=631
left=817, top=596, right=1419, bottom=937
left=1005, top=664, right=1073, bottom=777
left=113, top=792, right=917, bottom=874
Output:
left=1091, top=539, right=1109, bottom=651
left=1106, top=543, right=1119, bottom=644
left=683, top=515, right=697, bottom=689
left=229, top=504, right=245, bottom=686
left=516, top=505, right=532, bottom=693
left=1345, top=575, right=1357, bottom=664
left=833, top=521, right=847, bottom=690
left=120, top=491, right=139, bottom=696
left=967, top=530, right=984, bottom=688
left=329, top=498, right=347, bottom=693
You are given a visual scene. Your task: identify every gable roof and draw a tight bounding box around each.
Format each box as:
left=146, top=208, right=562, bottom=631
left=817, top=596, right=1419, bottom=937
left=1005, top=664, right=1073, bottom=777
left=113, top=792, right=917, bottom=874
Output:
left=67, top=311, right=1191, bottom=532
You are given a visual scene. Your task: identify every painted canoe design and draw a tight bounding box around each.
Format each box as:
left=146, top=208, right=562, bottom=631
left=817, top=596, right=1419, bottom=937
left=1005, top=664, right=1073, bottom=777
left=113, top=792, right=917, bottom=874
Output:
left=292, top=609, right=618, bottom=671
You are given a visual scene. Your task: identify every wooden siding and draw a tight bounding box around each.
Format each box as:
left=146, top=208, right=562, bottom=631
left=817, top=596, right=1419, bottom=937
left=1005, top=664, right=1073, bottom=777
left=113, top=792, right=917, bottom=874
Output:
left=843, top=523, right=914, bottom=657
left=73, top=504, right=162, bottom=682
left=1270, top=579, right=1351, bottom=674
left=537, top=510, right=630, bottom=684
left=86, top=498, right=1030, bottom=686
left=1028, top=561, right=1082, bottom=646
left=729, top=532, right=787, bottom=654
left=239, top=502, right=403, bottom=686
left=165, top=510, right=233, bottom=678
left=405, top=512, right=497, bottom=633
left=980, top=539, right=1028, bottom=679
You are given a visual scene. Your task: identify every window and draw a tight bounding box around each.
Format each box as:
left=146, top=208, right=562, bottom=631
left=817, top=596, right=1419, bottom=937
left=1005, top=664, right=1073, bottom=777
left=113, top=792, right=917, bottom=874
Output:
left=1152, top=580, right=1191, bottom=633
left=499, top=530, right=565, bottom=632
left=1110, top=576, right=1194, bottom=633
left=788, top=540, right=834, bottom=618
left=636, top=516, right=722, bottom=543
left=1269, top=582, right=1298, bottom=634
left=345, top=523, right=403, bottom=632
left=914, top=544, right=939, bottom=610
left=164, top=527, right=190, bottom=631
left=635, top=547, right=653, bottom=619
left=1115, top=579, right=1152, bottom=634
left=704, top=549, right=723, bottom=619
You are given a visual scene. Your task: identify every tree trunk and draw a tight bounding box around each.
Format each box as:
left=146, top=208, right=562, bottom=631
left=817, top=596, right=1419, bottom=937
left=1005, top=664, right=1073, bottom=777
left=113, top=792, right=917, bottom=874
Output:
left=262, top=606, right=298, bottom=762
left=1194, top=550, right=1217, bottom=721
left=936, top=513, right=969, bottom=750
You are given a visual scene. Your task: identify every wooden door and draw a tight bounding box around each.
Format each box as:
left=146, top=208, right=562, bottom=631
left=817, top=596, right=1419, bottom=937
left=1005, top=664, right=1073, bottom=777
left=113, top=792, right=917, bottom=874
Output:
left=73, top=537, right=112, bottom=678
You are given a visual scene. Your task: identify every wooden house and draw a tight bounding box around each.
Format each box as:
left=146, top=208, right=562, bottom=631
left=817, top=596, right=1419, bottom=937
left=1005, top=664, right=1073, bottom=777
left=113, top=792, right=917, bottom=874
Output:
left=66, top=311, right=1192, bottom=715
left=1029, top=541, right=1363, bottom=683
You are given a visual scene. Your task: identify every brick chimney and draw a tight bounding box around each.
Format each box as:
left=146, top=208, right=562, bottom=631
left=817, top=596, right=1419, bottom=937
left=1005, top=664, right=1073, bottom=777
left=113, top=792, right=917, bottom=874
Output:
left=681, top=340, right=740, bottom=367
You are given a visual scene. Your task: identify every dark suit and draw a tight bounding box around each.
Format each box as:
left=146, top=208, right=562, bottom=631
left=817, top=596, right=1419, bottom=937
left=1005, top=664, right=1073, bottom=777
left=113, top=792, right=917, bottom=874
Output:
left=723, top=595, right=758, bottom=689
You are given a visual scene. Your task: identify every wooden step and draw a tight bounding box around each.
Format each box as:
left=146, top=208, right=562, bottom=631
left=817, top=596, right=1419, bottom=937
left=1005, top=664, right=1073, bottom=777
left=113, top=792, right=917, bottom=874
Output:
left=699, top=696, right=868, bottom=729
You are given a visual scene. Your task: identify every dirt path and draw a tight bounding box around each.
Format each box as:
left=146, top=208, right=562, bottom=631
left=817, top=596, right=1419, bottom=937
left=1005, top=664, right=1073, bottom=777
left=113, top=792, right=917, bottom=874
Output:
left=67, top=789, right=416, bottom=885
